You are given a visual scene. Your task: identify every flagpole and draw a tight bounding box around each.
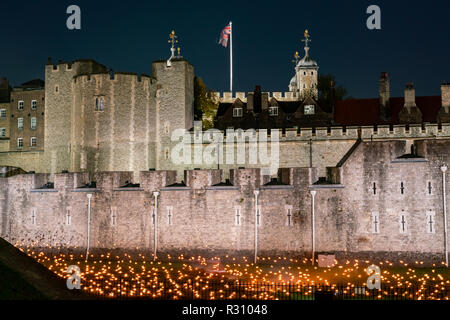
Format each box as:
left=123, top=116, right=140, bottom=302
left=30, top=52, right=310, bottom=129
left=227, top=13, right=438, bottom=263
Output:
left=230, top=21, right=233, bottom=93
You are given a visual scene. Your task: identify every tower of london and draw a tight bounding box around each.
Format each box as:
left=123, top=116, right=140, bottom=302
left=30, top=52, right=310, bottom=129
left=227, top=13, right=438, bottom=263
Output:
left=0, top=30, right=449, bottom=264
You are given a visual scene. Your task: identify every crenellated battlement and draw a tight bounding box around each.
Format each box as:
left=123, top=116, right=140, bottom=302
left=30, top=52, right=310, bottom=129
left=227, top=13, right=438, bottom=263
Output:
left=185, top=123, right=450, bottom=142
left=215, top=91, right=299, bottom=103
left=73, top=72, right=153, bottom=84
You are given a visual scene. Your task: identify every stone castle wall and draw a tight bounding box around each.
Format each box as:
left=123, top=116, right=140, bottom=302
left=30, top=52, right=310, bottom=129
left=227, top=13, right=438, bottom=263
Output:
left=1, top=139, right=449, bottom=263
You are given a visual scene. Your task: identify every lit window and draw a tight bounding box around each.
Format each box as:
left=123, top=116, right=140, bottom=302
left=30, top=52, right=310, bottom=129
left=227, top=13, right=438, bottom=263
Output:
left=31, top=117, right=37, bottom=129
left=18, top=118, right=23, bottom=129
left=30, top=137, right=37, bottom=147
left=304, top=105, right=315, bottom=115
left=17, top=138, right=23, bottom=148
left=0, top=128, right=5, bottom=137
left=233, top=108, right=243, bottom=117
left=18, top=101, right=24, bottom=110
left=269, top=106, right=278, bottom=116
left=0, top=109, right=6, bottom=118
left=31, top=100, right=37, bottom=110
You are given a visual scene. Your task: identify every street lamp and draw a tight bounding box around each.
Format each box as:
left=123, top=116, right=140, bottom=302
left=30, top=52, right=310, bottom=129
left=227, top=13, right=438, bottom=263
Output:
left=86, top=193, right=92, bottom=262
left=441, top=165, right=448, bottom=267
left=153, top=192, right=159, bottom=261
left=310, top=190, right=316, bottom=266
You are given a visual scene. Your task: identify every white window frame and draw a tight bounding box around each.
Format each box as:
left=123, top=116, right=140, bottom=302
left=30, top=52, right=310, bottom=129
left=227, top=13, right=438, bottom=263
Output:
left=285, top=205, right=293, bottom=227
left=18, top=100, right=24, bottom=110
left=17, top=138, right=23, bottom=148
left=31, top=117, right=37, bottom=130
left=18, top=117, right=23, bottom=129
left=0, top=128, right=5, bottom=137
left=399, top=212, right=408, bottom=234
left=30, top=137, right=37, bottom=147
left=234, top=206, right=242, bottom=226
left=371, top=211, right=380, bottom=234
left=425, top=211, right=435, bottom=234
left=0, top=109, right=6, bottom=118
left=233, top=107, right=243, bottom=117
left=304, top=105, right=315, bottom=115
left=31, top=100, right=37, bottom=110
left=269, top=106, right=278, bottom=116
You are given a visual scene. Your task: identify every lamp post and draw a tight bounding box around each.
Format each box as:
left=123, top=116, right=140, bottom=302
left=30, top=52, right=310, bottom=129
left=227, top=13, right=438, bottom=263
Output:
left=254, top=190, right=260, bottom=264
left=153, top=191, right=159, bottom=261
left=441, top=165, right=448, bottom=266
left=86, top=193, right=92, bottom=262
left=310, top=190, right=316, bottom=266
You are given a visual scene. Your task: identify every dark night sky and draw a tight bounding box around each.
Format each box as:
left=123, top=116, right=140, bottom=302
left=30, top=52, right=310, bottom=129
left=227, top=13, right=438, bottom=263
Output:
left=1, top=0, right=449, bottom=98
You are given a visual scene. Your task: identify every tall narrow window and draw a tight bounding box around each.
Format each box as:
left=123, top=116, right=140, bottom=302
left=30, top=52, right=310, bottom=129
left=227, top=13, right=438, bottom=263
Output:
left=66, top=209, right=71, bottom=226
left=399, top=212, right=407, bottom=234
left=235, top=206, right=241, bottom=226
left=372, top=182, right=377, bottom=195
left=167, top=206, right=173, bottom=226
left=99, top=98, right=104, bottom=111
left=165, top=148, right=169, bottom=160
left=285, top=205, right=293, bottom=227
left=18, top=118, right=23, bottom=129
left=400, top=182, right=405, bottom=195
left=31, top=209, right=37, bottom=225
left=30, top=137, right=37, bottom=147
left=427, top=182, right=432, bottom=195
left=18, top=100, right=24, bottom=110
left=111, top=207, right=117, bottom=226
left=31, top=100, right=37, bottom=110
left=371, top=212, right=380, bottom=234
left=31, top=117, right=37, bottom=129
left=426, top=211, right=435, bottom=234
left=17, top=138, right=23, bottom=148
left=95, top=98, right=99, bottom=111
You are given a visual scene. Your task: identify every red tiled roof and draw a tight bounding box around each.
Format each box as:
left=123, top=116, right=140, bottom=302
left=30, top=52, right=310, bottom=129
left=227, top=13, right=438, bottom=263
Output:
left=334, top=96, right=442, bottom=125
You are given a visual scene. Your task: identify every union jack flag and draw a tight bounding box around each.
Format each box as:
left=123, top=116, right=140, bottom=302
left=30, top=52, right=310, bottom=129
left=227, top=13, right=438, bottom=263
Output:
left=219, top=23, right=231, bottom=47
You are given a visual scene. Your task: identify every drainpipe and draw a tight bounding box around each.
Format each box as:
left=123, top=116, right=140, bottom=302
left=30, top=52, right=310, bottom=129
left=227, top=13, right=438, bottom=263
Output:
left=153, top=191, right=159, bottom=261
left=254, top=190, right=260, bottom=264
left=441, top=165, right=448, bottom=266
left=310, top=190, right=316, bottom=266
left=86, top=193, right=92, bottom=262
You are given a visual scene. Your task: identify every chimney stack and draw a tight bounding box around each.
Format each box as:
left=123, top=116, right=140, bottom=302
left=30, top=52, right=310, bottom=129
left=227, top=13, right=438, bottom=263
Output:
left=379, top=72, right=390, bottom=120
left=404, top=82, right=416, bottom=109
left=441, top=81, right=450, bottom=112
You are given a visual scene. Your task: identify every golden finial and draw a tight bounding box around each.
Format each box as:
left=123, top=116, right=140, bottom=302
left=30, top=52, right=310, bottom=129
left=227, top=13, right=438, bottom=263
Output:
left=294, top=51, right=299, bottom=59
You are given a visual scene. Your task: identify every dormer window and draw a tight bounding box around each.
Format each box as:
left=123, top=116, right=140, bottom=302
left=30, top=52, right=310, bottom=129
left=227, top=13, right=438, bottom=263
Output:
left=269, top=106, right=278, bottom=116
left=233, top=107, right=243, bottom=117
left=304, top=105, right=315, bottom=115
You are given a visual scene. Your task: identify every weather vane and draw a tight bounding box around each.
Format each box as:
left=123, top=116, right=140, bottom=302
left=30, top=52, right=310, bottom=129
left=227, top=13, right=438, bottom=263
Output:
left=292, top=51, right=300, bottom=65
left=301, top=29, right=311, bottom=57
left=167, top=30, right=179, bottom=66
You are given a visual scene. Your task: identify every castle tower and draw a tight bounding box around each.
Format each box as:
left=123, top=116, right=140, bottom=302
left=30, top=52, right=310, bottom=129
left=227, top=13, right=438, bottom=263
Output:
left=152, top=30, right=194, bottom=173
left=44, top=59, right=108, bottom=175
left=289, top=30, right=319, bottom=99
